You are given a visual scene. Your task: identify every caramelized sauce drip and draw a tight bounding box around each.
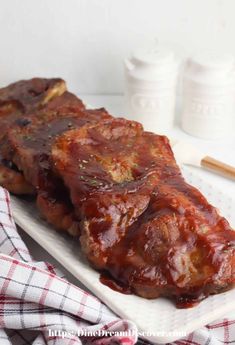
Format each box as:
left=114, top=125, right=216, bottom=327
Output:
left=100, top=272, right=131, bottom=295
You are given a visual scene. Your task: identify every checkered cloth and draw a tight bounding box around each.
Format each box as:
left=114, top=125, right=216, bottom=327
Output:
left=0, top=187, right=235, bottom=345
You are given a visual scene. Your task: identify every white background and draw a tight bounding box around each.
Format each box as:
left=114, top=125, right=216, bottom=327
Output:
left=1, top=0, right=235, bottom=94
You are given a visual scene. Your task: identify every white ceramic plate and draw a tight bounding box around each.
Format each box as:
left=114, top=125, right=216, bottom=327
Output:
left=10, top=166, right=235, bottom=344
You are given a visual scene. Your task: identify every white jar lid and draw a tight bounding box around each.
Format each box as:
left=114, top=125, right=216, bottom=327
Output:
left=187, top=51, right=234, bottom=74
left=132, top=47, right=175, bottom=67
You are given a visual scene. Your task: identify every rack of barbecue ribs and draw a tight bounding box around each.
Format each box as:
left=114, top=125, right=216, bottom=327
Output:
left=0, top=78, right=234, bottom=308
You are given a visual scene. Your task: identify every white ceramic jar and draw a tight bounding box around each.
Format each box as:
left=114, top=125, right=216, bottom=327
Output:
left=124, top=47, right=178, bottom=134
left=181, top=52, right=235, bottom=139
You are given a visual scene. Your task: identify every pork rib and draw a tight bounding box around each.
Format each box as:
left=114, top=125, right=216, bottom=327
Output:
left=52, top=118, right=235, bottom=307
left=0, top=78, right=67, bottom=194
left=3, top=106, right=111, bottom=235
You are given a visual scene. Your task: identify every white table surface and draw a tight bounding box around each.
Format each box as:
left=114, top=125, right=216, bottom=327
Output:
left=18, top=94, right=235, bottom=288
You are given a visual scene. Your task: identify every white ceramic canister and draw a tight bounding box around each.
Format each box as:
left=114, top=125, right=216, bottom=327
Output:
left=124, top=47, right=178, bottom=134
left=181, top=52, right=235, bottom=139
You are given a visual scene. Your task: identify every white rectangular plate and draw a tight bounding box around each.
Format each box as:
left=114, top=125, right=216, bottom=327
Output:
left=10, top=166, right=235, bottom=344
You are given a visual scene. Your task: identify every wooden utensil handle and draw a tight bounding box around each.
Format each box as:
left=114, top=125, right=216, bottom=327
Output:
left=201, top=156, right=235, bottom=180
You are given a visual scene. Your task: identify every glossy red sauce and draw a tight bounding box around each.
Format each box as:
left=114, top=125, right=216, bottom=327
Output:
left=100, top=272, right=131, bottom=295
left=52, top=117, right=235, bottom=308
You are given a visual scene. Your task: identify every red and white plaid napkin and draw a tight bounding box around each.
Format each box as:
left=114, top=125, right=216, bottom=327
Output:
left=0, top=186, right=234, bottom=345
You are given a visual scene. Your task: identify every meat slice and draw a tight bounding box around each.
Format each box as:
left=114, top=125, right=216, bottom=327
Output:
left=3, top=106, right=111, bottom=235
left=0, top=78, right=68, bottom=194
left=52, top=119, right=235, bottom=306
left=0, top=162, right=35, bottom=195
left=51, top=118, right=177, bottom=266
left=0, top=77, right=67, bottom=137
left=0, top=77, right=67, bottom=112
left=106, top=179, right=235, bottom=306
left=3, top=107, right=110, bottom=189
left=43, top=90, right=85, bottom=112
